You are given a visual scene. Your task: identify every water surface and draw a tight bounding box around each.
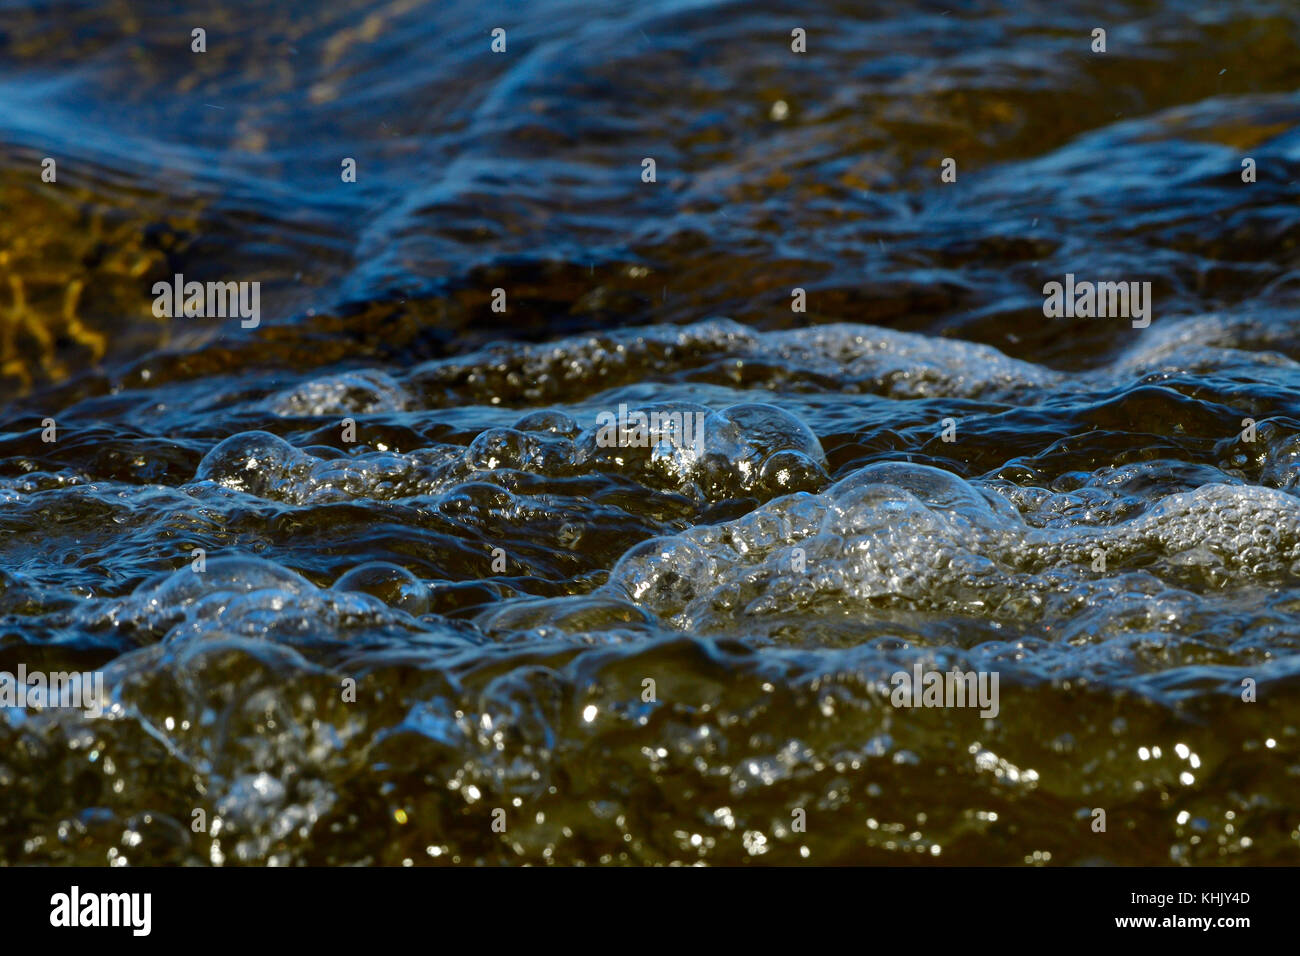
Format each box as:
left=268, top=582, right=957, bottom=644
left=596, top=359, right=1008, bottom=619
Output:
left=2, top=0, right=1300, bottom=864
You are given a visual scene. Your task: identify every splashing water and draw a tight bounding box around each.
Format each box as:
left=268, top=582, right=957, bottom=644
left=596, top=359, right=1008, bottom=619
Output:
left=3, top=0, right=1300, bottom=864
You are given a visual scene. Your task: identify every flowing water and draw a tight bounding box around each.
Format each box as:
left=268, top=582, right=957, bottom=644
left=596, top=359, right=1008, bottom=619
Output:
left=2, top=0, right=1300, bottom=864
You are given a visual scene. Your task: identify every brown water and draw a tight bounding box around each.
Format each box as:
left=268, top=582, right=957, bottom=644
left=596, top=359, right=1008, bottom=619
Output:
left=2, top=0, right=1300, bottom=864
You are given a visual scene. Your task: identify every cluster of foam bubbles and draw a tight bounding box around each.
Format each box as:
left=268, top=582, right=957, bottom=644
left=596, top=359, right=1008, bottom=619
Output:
left=265, top=369, right=413, bottom=416
left=194, top=430, right=466, bottom=504
left=364, top=313, right=1300, bottom=409
left=86, top=556, right=450, bottom=648
left=591, top=462, right=1300, bottom=643
left=405, top=317, right=1060, bottom=404
left=194, top=398, right=828, bottom=505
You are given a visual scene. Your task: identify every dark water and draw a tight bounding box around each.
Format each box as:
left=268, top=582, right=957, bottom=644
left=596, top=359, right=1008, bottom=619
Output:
left=2, top=0, right=1300, bottom=864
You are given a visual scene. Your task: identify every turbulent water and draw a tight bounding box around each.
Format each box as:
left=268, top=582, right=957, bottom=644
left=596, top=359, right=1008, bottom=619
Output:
left=2, top=0, right=1300, bottom=865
